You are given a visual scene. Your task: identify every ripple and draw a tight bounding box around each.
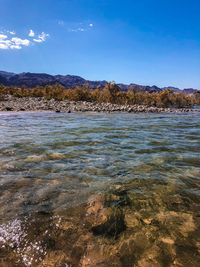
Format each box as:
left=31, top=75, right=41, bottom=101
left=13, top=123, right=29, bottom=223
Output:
left=0, top=111, right=200, bottom=266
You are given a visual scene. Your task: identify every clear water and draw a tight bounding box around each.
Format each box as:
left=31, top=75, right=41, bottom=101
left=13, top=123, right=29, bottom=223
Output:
left=0, top=111, right=200, bottom=267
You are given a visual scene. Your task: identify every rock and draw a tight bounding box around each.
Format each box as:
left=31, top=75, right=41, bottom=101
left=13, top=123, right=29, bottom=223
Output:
left=143, top=218, right=153, bottom=225
left=48, top=153, right=65, bottom=160
left=0, top=95, right=198, bottom=113
left=136, top=244, right=163, bottom=267
left=160, top=237, right=175, bottom=245
left=155, top=211, right=196, bottom=237
left=5, top=106, right=13, bottom=111
left=25, top=155, right=46, bottom=162
left=91, top=207, right=126, bottom=237
left=86, top=194, right=126, bottom=238
left=125, top=212, right=140, bottom=228
left=87, top=194, right=105, bottom=216
left=38, top=251, right=71, bottom=267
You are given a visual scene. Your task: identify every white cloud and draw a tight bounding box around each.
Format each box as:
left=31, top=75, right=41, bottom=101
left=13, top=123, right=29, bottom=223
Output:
left=0, top=39, right=12, bottom=49
left=0, top=29, right=49, bottom=50
left=0, top=34, right=8, bottom=40
left=10, top=44, right=21, bottom=50
left=11, top=37, right=30, bottom=46
left=67, top=22, right=94, bottom=32
left=0, top=43, right=9, bottom=49
left=29, top=29, right=35, bottom=37
left=33, top=32, right=49, bottom=43
left=69, top=27, right=85, bottom=32
left=0, top=37, right=30, bottom=49
left=9, top=31, right=16, bottom=35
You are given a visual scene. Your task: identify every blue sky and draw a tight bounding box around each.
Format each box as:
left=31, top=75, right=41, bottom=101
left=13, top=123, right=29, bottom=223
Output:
left=0, top=0, right=200, bottom=88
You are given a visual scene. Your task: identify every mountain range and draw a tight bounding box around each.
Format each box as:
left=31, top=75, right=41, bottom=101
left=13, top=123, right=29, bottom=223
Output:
left=0, top=71, right=199, bottom=94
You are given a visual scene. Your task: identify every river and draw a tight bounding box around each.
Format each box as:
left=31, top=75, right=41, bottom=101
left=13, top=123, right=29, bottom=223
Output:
left=0, top=111, right=199, bottom=266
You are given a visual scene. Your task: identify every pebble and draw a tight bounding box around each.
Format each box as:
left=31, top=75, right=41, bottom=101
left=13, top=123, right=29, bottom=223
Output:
left=0, top=95, right=196, bottom=113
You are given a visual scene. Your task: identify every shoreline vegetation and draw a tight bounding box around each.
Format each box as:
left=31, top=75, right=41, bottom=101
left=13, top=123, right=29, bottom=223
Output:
left=0, top=83, right=200, bottom=112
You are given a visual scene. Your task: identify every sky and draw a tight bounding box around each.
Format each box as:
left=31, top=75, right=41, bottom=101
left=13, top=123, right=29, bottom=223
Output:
left=0, top=0, right=200, bottom=89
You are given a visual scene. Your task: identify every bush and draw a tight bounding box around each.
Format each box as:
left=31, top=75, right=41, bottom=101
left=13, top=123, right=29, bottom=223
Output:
left=0, top=83, right=197, bottom=108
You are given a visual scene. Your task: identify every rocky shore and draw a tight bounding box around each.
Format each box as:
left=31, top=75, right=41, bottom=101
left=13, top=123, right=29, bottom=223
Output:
left=0, top=95, right=196, bottom=113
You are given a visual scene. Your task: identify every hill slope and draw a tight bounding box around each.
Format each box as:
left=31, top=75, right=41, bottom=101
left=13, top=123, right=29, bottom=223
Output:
left=0, top=71, right=199, bottom=93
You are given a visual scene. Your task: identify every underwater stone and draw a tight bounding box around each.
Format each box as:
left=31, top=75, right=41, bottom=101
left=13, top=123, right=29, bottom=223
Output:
left=91, top=206, right=126, bottom=238
left=86, top=194, right=126, bottom=238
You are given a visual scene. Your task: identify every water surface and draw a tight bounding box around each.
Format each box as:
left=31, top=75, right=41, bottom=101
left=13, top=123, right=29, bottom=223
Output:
left=0, top=111, right=200, bottom=266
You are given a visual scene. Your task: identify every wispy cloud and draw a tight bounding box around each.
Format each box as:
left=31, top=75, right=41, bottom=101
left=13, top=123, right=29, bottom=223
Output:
left=33, top=32, right=49, bottom=43
left=58, top=21, right=94, bottom=33
left=68, top=27, right=86, bottom=32
left=0, top=29, right=49, bottom=50
left=8, top=31, right=16, bottom=35
left=58, top=20, right=65, bottom=26
left=68, top=22, right=94, bottom=32
left=28, top=29, right=35, bottom=37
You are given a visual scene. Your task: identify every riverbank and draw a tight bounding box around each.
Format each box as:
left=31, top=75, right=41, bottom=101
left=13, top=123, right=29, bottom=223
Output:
left=0, top=95, right=196, bottom=113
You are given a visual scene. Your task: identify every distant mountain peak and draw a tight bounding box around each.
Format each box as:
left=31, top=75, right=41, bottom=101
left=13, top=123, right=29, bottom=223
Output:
left=0, top=70, right=199, bottom=94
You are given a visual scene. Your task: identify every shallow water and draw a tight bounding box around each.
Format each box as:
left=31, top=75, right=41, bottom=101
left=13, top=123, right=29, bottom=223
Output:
left=0, top=111, right=200, bottom=267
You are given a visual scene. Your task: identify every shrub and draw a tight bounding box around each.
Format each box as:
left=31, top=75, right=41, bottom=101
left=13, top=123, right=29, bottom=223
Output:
left=0, top=83, right=197, bottom=108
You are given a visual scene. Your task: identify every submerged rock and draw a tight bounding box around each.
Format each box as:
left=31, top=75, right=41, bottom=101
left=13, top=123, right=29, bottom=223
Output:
left=91, top=206, right=126, bottom=238
left=124, top=212, right=141, bottom=228
left=86, top=194, right=126, bottom=238
left=25, top=154, right=47, bottom=162
left=47, top=153, right=65, bottom=160
left=155, top=211, right=196, bottom=238
left=1, top=177, right=200, bottom=267
left=38, top=251, right=70, bottom=267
